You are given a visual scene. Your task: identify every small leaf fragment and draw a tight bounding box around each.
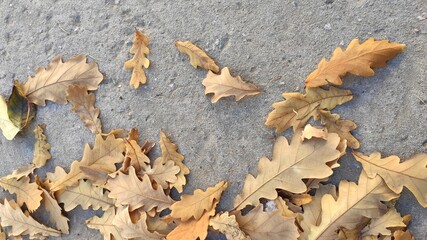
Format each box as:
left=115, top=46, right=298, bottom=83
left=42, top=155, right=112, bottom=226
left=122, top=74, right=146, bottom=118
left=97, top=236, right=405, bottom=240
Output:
left=209, top=212, right=247, bottom=240
left=39, top=187, right=69, bottom=234
left=317, top=109, right=359, bottom=149
left=33, top=124, right=52, bottom=168
left=124, top=29, right=150, bottom=89
left=301, top=124, right=328, bottom=141
left=361, top=208, right=406, bottom=237
left=175, top=41, right=220, bottom=73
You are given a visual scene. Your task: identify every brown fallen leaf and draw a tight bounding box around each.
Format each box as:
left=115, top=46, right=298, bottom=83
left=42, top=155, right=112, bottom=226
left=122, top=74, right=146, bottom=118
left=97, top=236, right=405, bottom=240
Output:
left=233, top=130, right=341, bottom=210
left=175, top=41, right=220, bottom=73
left=128, top=128, right=139, bottom=142
left=265, top=87, right=353, bottom=133
left=124, top=29, right=150, bottom=89
left=7, top=80, right=36, bottom=130
left=305, top=38, right=405, bottom=87
left=235, top=205, right=299, bottom=240
left=22, top=55, right=103, bottom=106
left=209, top=212, right=248, bottom=240
left=33, top=124, right=51, bottom=168
left=0, top=176, right=42, bottom=212
left=158, top=130, right=189, bottom=193
left=286, top=193, right=312, bottom=206
left=0, top=199, right=61, bottom=238
left=274, top=197, right=297, bottom=218
left=79, top=166, right=109, bottom=186
left=337, top=217, right=370, bottom=240
left=145, top=160, right=180, bottom=189
left=317, top=110, right=359, bottom=149
left=122, top=139, right=150, bottom=173
left=0, top=224, right=5, bottom=240
left=86, top=208, right=124, bottom=240
left=106, top=166, right=174, bottom=212
left=361, top=208, right=406, bottom=238
left=66, top=85, right=102, bottom=134
left=57, top=179, right=114, bottom=212
left=301, top=124, right=329, bottom=141
left=4, top=164, right=36, bottom=181
left=393, top=230, right=415, bottom=240
left=39, top=187, right=69, bottom=234
left=202, top=67, right=261, bottom=103
left=170, top=180, right=228, bottom=221
left=146, top=214, right=176, bottom=236
left=354, top=152, right=427, bottom=207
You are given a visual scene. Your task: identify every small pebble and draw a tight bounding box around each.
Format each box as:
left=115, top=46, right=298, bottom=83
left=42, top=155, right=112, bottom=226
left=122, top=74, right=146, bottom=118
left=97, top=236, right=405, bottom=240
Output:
left=324, top=23, right=332, bottom=30
left=118, top=84, right=122, bottom=88
left=169, top=84, right=174, bottom=88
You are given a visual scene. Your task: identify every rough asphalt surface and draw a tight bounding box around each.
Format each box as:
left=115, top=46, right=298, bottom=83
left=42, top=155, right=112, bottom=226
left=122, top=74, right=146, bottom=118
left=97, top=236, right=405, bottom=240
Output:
left=0, top=0, right=426, bottom=239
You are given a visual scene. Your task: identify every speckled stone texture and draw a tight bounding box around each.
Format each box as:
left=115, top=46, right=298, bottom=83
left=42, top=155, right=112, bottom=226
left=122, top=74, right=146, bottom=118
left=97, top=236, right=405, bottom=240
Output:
left=0, top=0, right=426, bottom=239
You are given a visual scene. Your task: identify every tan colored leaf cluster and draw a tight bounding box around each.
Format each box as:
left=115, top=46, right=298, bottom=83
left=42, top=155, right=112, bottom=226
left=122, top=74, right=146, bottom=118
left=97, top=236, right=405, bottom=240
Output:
left=176, top=41, right=220, bottom=73
left=124, top=29, right=150, bottom=89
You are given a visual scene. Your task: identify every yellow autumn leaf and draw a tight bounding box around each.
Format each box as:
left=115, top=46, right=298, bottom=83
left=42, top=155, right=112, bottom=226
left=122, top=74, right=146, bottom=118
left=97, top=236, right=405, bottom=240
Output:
left=354, top=152, right=427, bottom=207
left=39, top=187, right=69, bottom=234
left=0, top=176, right=42, bottom=212
left=317, top=109, right=359, bottom=149
left=0, top=95, right=20, bottom=140
left=175, top=41, right=220, bottom=73
left=265, top=87, right=353, bottom=133
left=202, top=67, right=261, bottom=103
left=209, top=212, right=248, bottom=240
left=22, top=55, right=103, bottom=106
left=124, top=29, right=150, bottom=89
left=233, top=130, right=341, bottom=210
left=33, top=124, right=51, bottom=168
left=86, top=208, right=124, bottom=240
left=66, top=85, right=102, bottom=134
left=235, top=205, right=299, bottom=240
left=305, top=38, right=405, bottom=87
left=106, top=166, right=174, bottom=212
left=361, top=208, right=406, bottom=238
left=170, top=180, right=228, bottom=221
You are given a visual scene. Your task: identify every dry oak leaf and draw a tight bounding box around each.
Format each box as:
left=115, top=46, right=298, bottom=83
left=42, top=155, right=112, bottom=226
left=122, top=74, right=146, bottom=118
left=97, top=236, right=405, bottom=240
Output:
left=209, top=212, right=248, bottom=240
left=123, top=139, right=150, bottom=173
left=354, top=152, right=427, bottom=207
left=39, top=187, right=69, bottom=234
left=170, top=180, right=228, bottom=221
left=124, top=29, right=150, bottom=89
left=274, top=197, right=297, bottom=218
left=112, top=206, right=163, bottom=240
left=361, top=208, right=405, bottom=238
left=86, top=208, right=124, bottom=240
left=66, top=85, right=102, bottom=134
left=49, top=134, right=125, bottom=192
left=22, top=55, right=103, bottom=106
left=57, top=179, right=114, bottom=212
left=235, top=205, right=299, bottom=240
left=146, top=160, right=180, bottom=189
left=301, top=124, right=328, bottom=141
left=0, top=95, right=20, bottom=140
left=0, top=176, right=42, bottom=212
left=146, top=214, right=176, bottom=236
left=33, top=124, right=51, bottom=168
left=166, top=205, right=216, bottom=240
left=233, top=130, right=341, bottom=210
left=317, top=109, right=359, bottom=149
left=307, top=172, right=399, bottom=240
left=175, top=41, right=220, bottom=73
left=106, top=166, right=174, bottom=212
left=158, top=130, right=189, bottom=193
left=337, top=217, right=370, bottom=240
left=305, top=38, right=405, bottom=88
left=265, top=86, right=353, bottom=133
left=202, top=67, right=261, bottom=103
left=393, top=230, right=415, bottom=240
left=0, top=199, right=61, bottom=238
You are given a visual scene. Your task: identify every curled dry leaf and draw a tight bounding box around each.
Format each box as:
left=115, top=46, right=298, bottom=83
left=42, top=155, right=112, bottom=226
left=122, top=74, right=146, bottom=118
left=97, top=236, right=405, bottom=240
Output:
left=354, top=152, right=427, bottom=207
left=235, top=205, right=299, bottom=240
left=265, top=87, right=353, bottom=133
left=39, top=187, right=69, bottom=234
left=233, top=130, right=341, bottom=210
left=123, top=139, right=150, bottom=173
left=86, top=208, right=124, bottom=240
left=0, top=95, right=20, bottom=140
left=33, top=124, right=51, bottom=168
left=301, top=124, right=328, bottom=141
left=202, top=67, right=261, bottom=103
left=22, top=55, right=103, bottom=106
left=317, top=110, right=359, bottom=149
left=158, top=130, right=189, bottom=193
left=307, top=172, right=399, bottom=240
left=175, top=41, right=220, bottom=73
left=170, top=180, right=228, bottom=221
left=146, top=160, right=180, bottom=189
left=5, top=164, right=36, bottom=180
left=66, top=85, right=102, bottom=134
left=57, top=179, right=114, bottom=212
left=393, top=230, right=415, bottom=240
left=274, top=197, right=297, bottom=218
left=361, top=208, right=406, bottom=238
left=124, top=29, right=150, bottom=89
left=305, top=38, right=405, bottom=87
left=209, top=212, right=248, bottom=240
left=106, top=166, right=174, bottom=212
left=0, top=176, right=42, bottom=212
left=7, top=80, right=36, bottom=130
left=146, top=214, right=176, bottom=236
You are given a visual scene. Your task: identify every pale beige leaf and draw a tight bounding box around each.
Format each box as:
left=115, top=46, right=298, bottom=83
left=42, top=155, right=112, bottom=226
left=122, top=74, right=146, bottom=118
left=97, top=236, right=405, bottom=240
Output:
left=266, top=87, right=353, bottom=133
left=66, top=85, right=102, bottom=134
left=175, top=41, right=220, bottom=73
left=57, top=179, right=114, bottom=211
left=123, top=139, right=150, bottom=173
left=0, top=96, right=19, bottom=140
left=124, top=29, right=150, bottom=89
left=317, top=110, right=359, bottom=149
left=233, top=130, right=341, bottom=210
left=39, top=188, right=69, bottom=234
left=112, top=206, right=163, bottom=240
left=307, top=172, right=399, bottom=240
left=49, top=134, right=125, bottom=192
left=22, top=55, right=103, bottom=106
left=44, top=166, right=67, bottom=192
left=202, top=67, right=261, bottom=103
left=0, top=176, right=42, bottom=212
left=33, top=124, right=52, bottom=168
left=306, top=38, right=405, bottom=87
left=354, top=152, right=427, bottom=207
left=5, top=164, right=36, bottom=180
left=301, top=124, right=328, bottom=141
left=170, top=180, right=228, bottom=221
left=158, top=130, right=189, bottom=193
left=0, top=199, right=60, bottom=238
left=106, top=166, right=174, bottom=212
left=235, top=205, right=299, bottom=240
left=166, top=206, right=215, bottom=240
left=86, top=208, right=124, bottom=240
left=209, top=212, right=247, bottom=240
left=79, top=166, right=109, bottom=186
left=362, top=208, right=405, bottom=237
left=146, top=161, right=180, bottom=189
